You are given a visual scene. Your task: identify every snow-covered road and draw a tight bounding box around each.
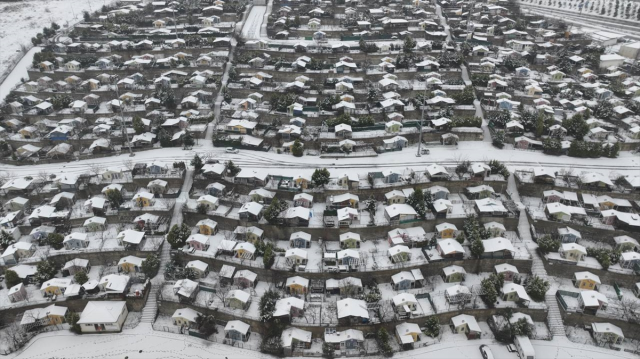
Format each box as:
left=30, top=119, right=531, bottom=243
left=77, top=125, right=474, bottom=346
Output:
left=3, top=141, right=639, bottom=181
left=242, top=5, right=267, bottom=39
left=0, top=47, right=40, bottom=103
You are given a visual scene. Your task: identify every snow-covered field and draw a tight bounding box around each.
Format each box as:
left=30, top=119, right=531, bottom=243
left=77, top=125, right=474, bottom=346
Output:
left=0, top=0, right=114, bottom=89
left=8, top=323, right=637, bottom=359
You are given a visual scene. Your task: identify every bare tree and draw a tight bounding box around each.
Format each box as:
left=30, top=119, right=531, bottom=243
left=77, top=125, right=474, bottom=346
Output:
left=619, top=298, right=639, bottom=321
left=122, top=159, right=134, bottom=172
left=213, top=283, right=231, bottom=307
left=323, top=301, right=337, bottom=324
left=89, top=163, right=104, bottom=177
left=303, top=305, right=319, bottom=324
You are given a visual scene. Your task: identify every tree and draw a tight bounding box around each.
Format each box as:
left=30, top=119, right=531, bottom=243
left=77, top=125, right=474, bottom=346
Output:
left=66, top=311, right=81, bottom=333
left=492, top=130, right=505, bottom=149
left=196, top=203, right=208, bottom=214
left=0, top=230, right=15, bottom=249
left=364, top=195, right=377, bottom=223
left=74, top=271, right=88, bottom=285
left=403, top=36, right=416, bottom=53
left=83, top=11, right=91, bottom=22
left=259, top=289, right=280, bottom=322
left=376, top=328, right=393, bottom=357
left=312, top=168, right=330, bottom=187
left=525, top=275, right=550, bottom=302
left=227, top=161, right=241, bottom=176
left=167, top=224, right=184, bottom=249
left=537, top=235, right=560, bottom=254
left=481, top=277, right=498, bottom=306
left=105, top=189, right=124, bottom=208
left=563, top=113, right=589, bottom=140
left=191, top=154, right=204, bottom=173
left=453, top=85, right=475, bottom=105
left=263, top=244, right=275, bottom=269
left=46, top=233, right=64, bottom=250
left=141, top=254, right=160, bottom=278
left=291, top=140, right=304, bottom=157
left=132, top=116, right=145, bottom=134
left=406, top=188, right=428, bottom=218
left=5, top=270, right=21, bottom=288
left=35, top=260, right=58, bottom=283
left=423, top=316, right=440, bottom=337
left=470, top=238, right=485, bottom=258
left=195, top=314, right=218, bottom=336
left=512, top=318, right=533, bottom=337
left=264, top=197, right=288, bottom=224
left=182, top=131, right=195, bottom=149
left=322, top=341, right=335, bottom=358
left=593, top=100, right=614, bottom=120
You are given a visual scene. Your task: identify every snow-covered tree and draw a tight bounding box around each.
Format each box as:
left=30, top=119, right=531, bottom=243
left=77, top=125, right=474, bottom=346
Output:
left=525, top=275, right=550, bottom=302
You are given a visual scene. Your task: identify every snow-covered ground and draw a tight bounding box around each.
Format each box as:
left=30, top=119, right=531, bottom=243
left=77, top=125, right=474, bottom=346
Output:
left=0, top=0, right=118, bottom=100
left=7, top=323, right=638, bottom=359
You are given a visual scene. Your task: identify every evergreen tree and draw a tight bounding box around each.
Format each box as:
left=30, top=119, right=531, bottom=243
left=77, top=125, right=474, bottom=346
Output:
left=311, top=168, right=330, bottom=187
left=227, top=161, right=241, bottom=176
left=5, top=270, right=21, bottom=288
left=74, top=271, right=89, bottom=285
left=132, top=116, right=145, bottom=134
left=46, top=233, right=64, bottom=250
left=182, top=131, right=195, bottom=148
left=105, top=189, right=124, bottom=208
left=190, top=154, right=204, bottom=173
left=423, top=316, right=440, bottom=337
left=35, top=260, right=58, bottom=283
left=406, top=188, right=428, bottom=218
left=470, top=238, right=485, bottom=258
left=141, top=254, right=160, bottom=278
left=291, top=140, right=304, bottom=157
left=525, top=275, right=550, bottom=301
left=537, top=235, right=560, bottom=254
left=259, top=289, right=280, bottom=322
left=0, top=230, right=15, bottom=249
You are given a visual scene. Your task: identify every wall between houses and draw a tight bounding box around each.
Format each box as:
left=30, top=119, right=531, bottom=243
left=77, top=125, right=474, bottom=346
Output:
left=516, top=180, right=640, bottom=202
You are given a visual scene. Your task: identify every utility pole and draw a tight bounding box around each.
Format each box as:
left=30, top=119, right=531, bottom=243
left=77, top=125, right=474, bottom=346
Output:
left=416, top=85, right=428, bottom=157
left=112, top=77, right=135, bottom=157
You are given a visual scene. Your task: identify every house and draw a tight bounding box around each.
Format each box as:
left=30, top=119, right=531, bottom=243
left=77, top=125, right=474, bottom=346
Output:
left=7, top=264, right=37, bottom=283
left=332, top=193, right=359, bottom=208
left=281, top=327, right=312, bottom=355
left=495, top=263, right=519, bottom=282
left=481, top=238, right=515, bottom=259
left=591, top=322, right=624, bottom=346
left=445, top=284, right=472, bottom=304
left=274, top=297, right=305, bottom=319
left=442, top=265, right=466, bottom=283
left=337, top=249, right=359, bottom=267
left=558, top=227, right=581, bottom=243
left=185, top=260, right=209, bottom=278
left=395, top=323, right=422, bottom=348
left=290, top=232, right=311, bottom=248
left=501, top=283, right=531, bottom=305
left=435, top=222, right=457, bottom=238
left=285, top=248, right=307, bottom=265
left=62, top=259, right=90, bottom=276
left=172, top=307, right=201, bottom=327
left=437, top=239, right=465, bottom=259
left=20, top=305, right=67, bottom=331
left=620, top=251, right=640, bottom=269
left=324, top=328, right=364, bottom=353
left=41, top=277, right=73, bottom=296
left=118, top=255, right=144, bottom=273
left=2, top=242, right=36, bottom=265
left=560, top=243, right=587, bottom=262
left=578, top=290, right=608, bottom=314
left=284, top=207, right=311, bottom=227
left=234, top=226, right=263, bottom=243
left=8, top=283, right=28, bottom=303
left=388, top=245, right=411, bottom=263
left=234, top=270, right=258, bottom=289
left=337, top=298, right=369, bottom=324
left=63, top=232, right=89, bottom=250
left=98, top=274, right=130, bottom=294
left=248, top=188, right=275, bottom=204
left=133, top=192, right=155, bottom=207
left=574, top=271, right=601, bottom=290
left=475, top=198, right=508, bottom=216
left=339, top=232, right=361, bottom=249
left=387, top=227, right=427, bottom=247
left=225, top=320, right=252, bottom=343
left=226, top=289, right=251, bottom=310
left=613, top=235, right=639, bottom=252
left=393, top=292, right=418, bottom=316
left=286, top=276, right=309, bottom=295
left=196, top=219, right=218, bottom=236
left=117, top=230, right=145, bottom=249
left=450, top=314, right=481, bottom=339
left=238, top=202, right=263, bottom=222
left=484, top=222, right=506, bottom=237
left=173, top=279, right=199, bottom=301
left=77, top=301, right=128, bottom=333
left=186, top=234, right=210, bottom=251
left=206, top=183, right=226, bottom=197
left=384, top=204, right=417, bottom=223
left=235, top=242, right=256, bottom=260
left=293, top=193, right=314, bottom=208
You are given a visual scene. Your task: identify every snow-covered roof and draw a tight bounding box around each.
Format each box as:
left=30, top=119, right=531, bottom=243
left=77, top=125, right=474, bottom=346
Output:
left=574, top=271, right=601, bottom=284
left=451, top=314, right=481, bottom=332
left=77, top=301, right=127, bottom=324
left=337, top=298, right=368, bottom=319
left=172, top=307, right=201, bottom=323
left=225, top=320, right=250, bottom=335
left=501, top=283, right=531, bottom=302
left=482, top=237, right=515, bottom=253
left=281, top=327, right=312, bottom=347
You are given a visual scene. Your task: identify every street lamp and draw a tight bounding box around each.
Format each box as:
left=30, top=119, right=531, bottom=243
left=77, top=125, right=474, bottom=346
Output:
left=111, top=76, right=135, bottom=157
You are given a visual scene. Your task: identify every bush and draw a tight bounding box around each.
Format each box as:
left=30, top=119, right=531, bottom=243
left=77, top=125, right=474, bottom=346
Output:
left=423, top=316, right=440, bottom=337
left=47, top=233, right=64, bottom=250
left=537, top=235, right=560, bottom=254
left=5, top=270, right=21, bottom=288
left=74, top=271, right=88, bottom=285
left=525, top=275, right=550, bottom=302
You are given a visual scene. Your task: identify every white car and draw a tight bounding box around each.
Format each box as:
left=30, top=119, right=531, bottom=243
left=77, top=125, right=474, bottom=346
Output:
left=225, top=147, right=239, bottom=154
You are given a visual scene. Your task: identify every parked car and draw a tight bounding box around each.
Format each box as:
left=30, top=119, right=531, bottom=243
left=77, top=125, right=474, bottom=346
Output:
left=225, top=147, right=239, bottom=154
left=479, top=345, right=494, bottom=359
